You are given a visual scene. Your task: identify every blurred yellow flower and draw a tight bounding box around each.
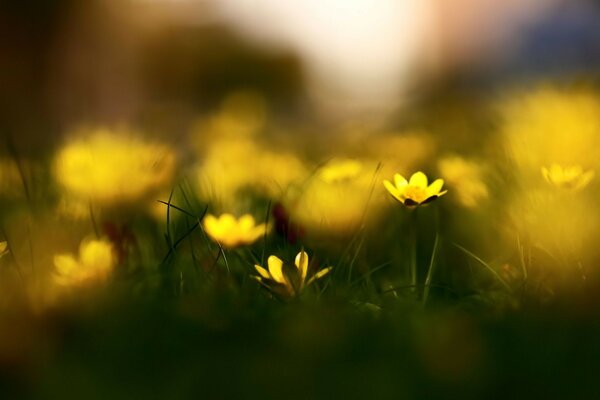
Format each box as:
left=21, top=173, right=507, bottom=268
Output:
left=542, top=164, right=594, bottom=190
left=344, top=130, right=437, bottom=180
left=254, top=251, right=331, bottom=297
left=438, top=156, right=488, bottom=208
left=506, top=188, right=599, bottom=281
left=54, top=129, right=176, bottom=206
left=285, top=159, right=381, bottom=236
left=319, top=159, right=363, bottom=183
left=196, top=136, right=307, bottom=208
left=384, top=171, right=447, bottom=207
left=0, top=241, right=7, bottom=258
left=202, top=213, right=268, bottom=249
left=54, top=238, right=116, bottom=287
left=501, top=87, right=600, bottom=176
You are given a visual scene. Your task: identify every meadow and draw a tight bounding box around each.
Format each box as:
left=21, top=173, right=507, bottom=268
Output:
left=1, top=84, right=600, bottom=398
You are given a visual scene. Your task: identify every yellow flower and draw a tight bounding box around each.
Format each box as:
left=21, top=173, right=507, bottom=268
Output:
left=54, top=129, right=176, bottom=206
left=500, top=87, right=600, bottom=174
left=384, top=171, right=447, bottom=206
left=195, top=136, right=306, bottom=208
left=202, top=213, right=268, bottom=249
left=254, top=251, right=332, bottom=297
left=542, top=164, right=594, bottom=190
left=319, top=159, right=363, bottom=183
left=0, top=241, right=7, bottom=258
left=54, top=238, right=116, bottom=287
left=284, top=158, right=384, bottom=237
left=438, top=156, right=488, bottom=208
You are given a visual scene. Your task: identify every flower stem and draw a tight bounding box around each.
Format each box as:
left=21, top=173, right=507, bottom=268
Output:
left=422, top=233, right=440, bottom=306
left=409, top=209, right=418, bottom=295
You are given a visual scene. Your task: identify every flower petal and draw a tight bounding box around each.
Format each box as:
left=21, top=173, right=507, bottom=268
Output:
left=307, top=267, right=332, bottom=285
left=409, top=171, right=428, bottom=188
left=249, top=224, right=269, bottom=243
left=267, top=255, right=286, bottom=284
left=254, top=265, right=271, bottom=279
left=219, top=214, right=237, bottom=231
left=295, top=251, right=309, bottom=282
left=394, top=173, right=408, bottom=188
left=427, top=179, right=445, bottom=197
left=238, top=214, right=256, bottom=231
left=54, top=254, right=79, bottom=275
left=202, top=214, right=218, bottom=234
left=383, top=180, right=402, bottom=202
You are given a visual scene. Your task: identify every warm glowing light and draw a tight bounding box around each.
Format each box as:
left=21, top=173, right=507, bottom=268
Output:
left=218, top=0, right=432, bottom=111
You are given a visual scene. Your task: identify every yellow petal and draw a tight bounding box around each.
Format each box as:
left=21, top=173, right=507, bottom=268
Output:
left=295, top=251, right=309, bottom=282
left=409, top=171, right=428, bottom=188
left=249, top=223, right=269, bottom=242
left=427, top=179, right=445, bottom=196
left=383, top=180, right=402, bottom=201
left=238, top=214, right=256, bottom=232
left=219, top=214, right=237, bottom=231
left=307, top=267, right=332, bottom=285
left=394, top=173, right=408, bottom=188
left=267, top=255, right=286, bottom=284
left=79, top=240, right=114, bottom=271
left=254, top=265, right=271, bottom=279
left=54, top=254, right=79, bottom=275
left=202, top=214, right=219, bottom=238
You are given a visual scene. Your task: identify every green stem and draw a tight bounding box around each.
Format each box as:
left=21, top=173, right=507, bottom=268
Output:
left=409, top=209, right=418, bottom=294
left=422, top=233, right=440, bottom=306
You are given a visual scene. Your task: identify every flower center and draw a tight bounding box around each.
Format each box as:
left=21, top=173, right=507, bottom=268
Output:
left=403, top=186, right=429, bottom=203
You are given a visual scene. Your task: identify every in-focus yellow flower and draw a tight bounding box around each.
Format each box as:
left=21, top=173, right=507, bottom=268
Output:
left=54, top=129, right=176, bottom=206
left=0, top=241, right=8, bottom=258
left=254, top=251, right=332, bottom=297
left=54, top=238, right=116, bottom=287
left=542, top=164, right=594, bottom=190
left=202, top=213, right=268, bottom=249
left=384, top=171, right=447, bottom=207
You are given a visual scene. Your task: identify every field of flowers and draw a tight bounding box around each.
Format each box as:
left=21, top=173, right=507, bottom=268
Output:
left=1, top=84, right=600, bottom=397
left=4, top=0, right=600, bottom=397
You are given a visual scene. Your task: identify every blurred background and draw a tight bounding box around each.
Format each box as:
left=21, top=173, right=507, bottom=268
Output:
left=3, top=0, right=600, bottom=146
left=2, top=0, right=600, bottom=398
